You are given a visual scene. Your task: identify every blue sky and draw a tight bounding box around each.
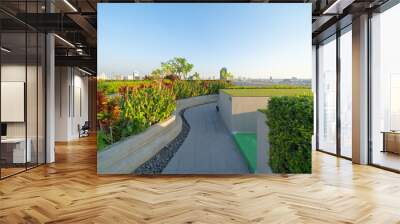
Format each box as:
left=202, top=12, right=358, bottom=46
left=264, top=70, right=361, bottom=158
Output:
left=98, top=3, right=311, bottom=79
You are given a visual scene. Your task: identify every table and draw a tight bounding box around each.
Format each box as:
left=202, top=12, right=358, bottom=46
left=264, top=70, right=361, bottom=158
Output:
left=1, top=138, right=31, bottom=163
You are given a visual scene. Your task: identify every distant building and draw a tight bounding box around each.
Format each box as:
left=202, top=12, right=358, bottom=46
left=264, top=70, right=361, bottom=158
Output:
left=98, top=73, right=108, bottom=80
left=113, top=74, right=124, bottom=80
left=232, top=77, right=311, bottom=87
left=127, top=74, right=134, bottom=80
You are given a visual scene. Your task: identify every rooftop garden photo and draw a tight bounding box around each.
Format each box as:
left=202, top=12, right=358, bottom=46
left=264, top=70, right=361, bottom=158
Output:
left=97, top=3, right=312, bottom=175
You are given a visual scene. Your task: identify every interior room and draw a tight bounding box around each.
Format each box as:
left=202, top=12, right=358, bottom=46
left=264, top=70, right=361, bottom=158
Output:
left=0, top=10, right=46, bottom=178
left=0, top=0, right=97, bottom=179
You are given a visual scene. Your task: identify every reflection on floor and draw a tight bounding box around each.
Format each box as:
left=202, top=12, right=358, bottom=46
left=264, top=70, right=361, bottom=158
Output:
left=0, top=167, right=25, bottom=178
left=1, top=135, right=400, bottom=223
left=373, top=150, right=400, bottom=170
left=0, top=162, right=43, bottom=179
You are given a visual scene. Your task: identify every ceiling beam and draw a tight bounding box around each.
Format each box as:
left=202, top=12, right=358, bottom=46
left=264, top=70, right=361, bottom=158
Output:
left=67, top=13, right=97, bottom=46
left=323, top=0, right=356, bottom=14
left=55, top=55, right=96, bottom=72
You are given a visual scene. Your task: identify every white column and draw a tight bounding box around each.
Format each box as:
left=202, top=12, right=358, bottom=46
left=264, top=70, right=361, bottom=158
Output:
left=352, top=14, right=369, bottom=164
left=312, top=45, right=317, bottom=150
left=46, top=32, right=55, bottom=163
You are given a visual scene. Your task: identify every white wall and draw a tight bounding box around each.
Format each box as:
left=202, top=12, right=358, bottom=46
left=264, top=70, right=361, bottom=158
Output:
left=55, top=67, right=69, bottom=141
left=72, top=73, right=89, bottom=138
left=55, top=67, right=89, bottom=141
left=1, top=65, right=36, bottom=138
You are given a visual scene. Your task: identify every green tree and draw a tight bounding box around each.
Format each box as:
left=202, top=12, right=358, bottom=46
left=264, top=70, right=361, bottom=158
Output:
left=189, top=72, right=201, bottom=80
left=150, top=68, right=162, bottom=79
left=174, top=57, right=193, bottom=80
left=220, top=67, right=233, bottom=80
left=159, top=57, right=194, bottom=80
left=161, top=62, right=176, bottom=77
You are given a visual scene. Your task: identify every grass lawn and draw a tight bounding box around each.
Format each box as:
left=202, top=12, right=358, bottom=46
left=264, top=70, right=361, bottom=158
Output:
left=221, top=88, right=311, bottom=97
left=233, top=133, right=257, bottom=173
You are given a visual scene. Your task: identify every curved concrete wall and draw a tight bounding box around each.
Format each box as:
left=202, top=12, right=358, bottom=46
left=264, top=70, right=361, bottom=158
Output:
left=176, top=94, right=218, bottom=111
left=97, top=94, right=218, bottom=174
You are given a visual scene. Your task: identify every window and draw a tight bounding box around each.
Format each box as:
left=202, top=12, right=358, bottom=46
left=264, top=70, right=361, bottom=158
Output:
left=370, top=3, right=400, bottom=171
left=318, top=36, right=337, bottom=154
left=340, top=28, right=352, bottom=158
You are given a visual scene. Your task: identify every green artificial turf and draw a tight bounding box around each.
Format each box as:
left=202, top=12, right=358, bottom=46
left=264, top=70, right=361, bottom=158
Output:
left=221, top=88, right=311, bottom=97
left=233, top=133, right=257, bottom=173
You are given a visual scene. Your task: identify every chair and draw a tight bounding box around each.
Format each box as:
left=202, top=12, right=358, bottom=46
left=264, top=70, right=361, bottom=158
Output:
left=79, top=121, right=90, bottom=138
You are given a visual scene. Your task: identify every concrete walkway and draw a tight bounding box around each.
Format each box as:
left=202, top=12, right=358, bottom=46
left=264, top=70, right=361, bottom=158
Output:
left=163, top=103, right=250, bottom=174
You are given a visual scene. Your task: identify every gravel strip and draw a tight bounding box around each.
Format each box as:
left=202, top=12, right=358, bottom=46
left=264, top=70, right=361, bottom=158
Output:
left=133, top=108, right=190, bottom=174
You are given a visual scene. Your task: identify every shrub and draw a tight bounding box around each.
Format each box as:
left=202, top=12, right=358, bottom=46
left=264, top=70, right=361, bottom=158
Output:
left=172, top=80, right=231, bottom=99
left=97, top=80, right=232, bottom=99
left=97, top=82, right=176, bottom=150
left=164, top=74, right=180, bottom=81
left=265, top=95, right=313, bottom=173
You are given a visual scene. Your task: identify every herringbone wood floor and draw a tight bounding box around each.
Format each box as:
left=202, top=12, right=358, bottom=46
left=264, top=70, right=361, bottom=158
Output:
left=1, top=135, right=400, bottom=224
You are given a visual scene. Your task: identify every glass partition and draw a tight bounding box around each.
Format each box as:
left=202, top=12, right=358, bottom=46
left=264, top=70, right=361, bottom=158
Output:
left=1, top=31, right=28, bottom=177
left=0, top=2, right=46, bottom=179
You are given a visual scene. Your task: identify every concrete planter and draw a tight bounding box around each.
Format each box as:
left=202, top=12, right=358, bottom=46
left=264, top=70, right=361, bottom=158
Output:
left=97, top=94, right=218, bottom=174
left=218, top=90, right=270, bottom=133
left=256, top=111, right=272, bottom=173
left=218, top=90, right=272, bottom=173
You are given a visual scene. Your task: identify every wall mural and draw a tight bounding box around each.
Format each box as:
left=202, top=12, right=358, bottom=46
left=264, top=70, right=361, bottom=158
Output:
left=97, top=3, right=313, bottom=174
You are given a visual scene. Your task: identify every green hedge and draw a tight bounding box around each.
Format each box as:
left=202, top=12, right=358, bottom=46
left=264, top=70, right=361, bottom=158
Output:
left=265, top=95, right=313, bottom=173
left=97, top=80, right=152, bottom=95
left=97, top=80, right=231, bottom=97
left=172, top=80, right=231, bottom=99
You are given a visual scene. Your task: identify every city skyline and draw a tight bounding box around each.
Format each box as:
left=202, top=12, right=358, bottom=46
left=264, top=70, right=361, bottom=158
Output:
left=97, top=71, right=311, bottom=80
left=98, top=3, right=312, bottom=79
